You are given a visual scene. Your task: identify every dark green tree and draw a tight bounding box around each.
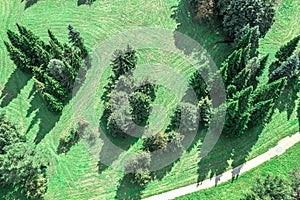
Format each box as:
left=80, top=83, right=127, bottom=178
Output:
left=269, top=56, right=299, bottom=82
left=123, top=151, right=151, bottom=187
left=0, top=142, right=47, bottom=200
left=130, top=92, right=152, bottom=126
left=275, top=35, right=300, bottom=62
left=0, top=113, right=25, bottom=154
left=223, top=86, right=253, bottom=136
left=223, top=0, right=275, bottom=40
left=289, top=167, right=300, bottom=199
left=241, top=175, right=293, bottom=200
left=111, top=45, right=137, bottom=79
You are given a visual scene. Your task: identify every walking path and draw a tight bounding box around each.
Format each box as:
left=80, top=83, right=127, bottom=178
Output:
left=144, top=132, right=300, bottom=200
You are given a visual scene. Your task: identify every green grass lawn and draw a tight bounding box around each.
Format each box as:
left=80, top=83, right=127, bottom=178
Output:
left=0, top=0, right=299, bottom=199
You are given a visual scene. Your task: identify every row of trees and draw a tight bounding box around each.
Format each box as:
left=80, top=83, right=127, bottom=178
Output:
left=189, top=27, right=300, bottom=137
left=241, top=168, right=300, bottom=199
left=189, top=0, right=275, bottom=40
left=5, top=24, right=89, bottom=112
left=0, top=113, right=47, bottom=199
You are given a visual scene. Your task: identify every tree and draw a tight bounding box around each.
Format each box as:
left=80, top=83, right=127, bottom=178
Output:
left=167, top=102, right=199, bottom=135
left=289, top=167, right=300, bottom=199
left=4, top=41, right=30, bottom=72
left=269, top=56, right=299, bottom=82
left=67, top=24, right=89, bottom=59
left=0, top=142, right=47, bottom=199
left=124, top=151, right=151, bottom=187
left=190, top=0, right=216, bottom=21
left=111, top=45, right=137, bottom=79
left=143, top=132, right=168, bottom=152
left=107, top=105, right=134, bottom=138
left=0, top=113, right=25, bottom=154
left=47, top=59, right=74, bottom=89
left=275, top=35, right=300, bottom=62
left=241, top=175, right=293, bottom=200
left=198, top=96, right=212, bottom=127
left=216, top=0, right=231, bottom=15
left=190, top=70, right=208, bottom=100
left=130, top=92, right=152, bottom=126
left=251, top=78, right=287, bottom=105
left=223, top=86, right=253, bottom=136
left=223, top=0, right=275, bottom=40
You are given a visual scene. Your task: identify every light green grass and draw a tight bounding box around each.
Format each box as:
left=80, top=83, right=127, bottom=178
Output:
left=0, top=0, right=299, bottom=199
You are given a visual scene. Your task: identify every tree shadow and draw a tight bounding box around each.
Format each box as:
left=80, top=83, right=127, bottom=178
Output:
left=97, top=118, right=140, bottom=174
left=21, top=0, right=39, bottom=10
left=171, top=0, right=234, bottom=67
left=0, top=68, right=31, bottom=108
left=275, top=78, right=298, bottom=121
left=115, top=174, right=143, bottom=200
left=197, top=124, right=264, bottom=184
left=25, top=87, right=61, bottom=144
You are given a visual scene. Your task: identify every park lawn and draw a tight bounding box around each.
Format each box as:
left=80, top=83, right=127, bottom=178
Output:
left=176, top=139, right=300, bottom=200
left=0, top=0, right=299, bottom=199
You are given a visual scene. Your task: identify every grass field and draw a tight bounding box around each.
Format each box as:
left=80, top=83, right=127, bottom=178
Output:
left=0, top=0, right=299, bottom=199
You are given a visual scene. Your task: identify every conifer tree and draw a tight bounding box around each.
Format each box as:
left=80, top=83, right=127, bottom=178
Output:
left=275, top=35, right=300, bottom=62
left=269, top=56, right=299, bottom=82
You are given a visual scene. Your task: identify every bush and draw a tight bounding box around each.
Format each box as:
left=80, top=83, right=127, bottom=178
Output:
left=124, top=151, right=152, bottom=187
left=57, top=119, right=88, bottom=154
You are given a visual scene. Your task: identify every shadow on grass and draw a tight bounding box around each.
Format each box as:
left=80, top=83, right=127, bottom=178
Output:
left=97, top=117, right=140, bottom=174
left=275, top=78, right=299, bottom=121
left=25, top=87, right=61, bottom=144
left=0, top=68, right=31, bottom=108
left=196, top=122, right=264, bottom=184
left=171, top=0, right=234, bottom=67
left=115, top=174, right=143, bottom=200
left=77, top=0, right=96, bottom=6
left=21, top=0, right=39, bottom=10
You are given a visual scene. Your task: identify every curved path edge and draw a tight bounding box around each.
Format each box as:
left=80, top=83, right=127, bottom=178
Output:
left=143, top=132, right=300, bottom=200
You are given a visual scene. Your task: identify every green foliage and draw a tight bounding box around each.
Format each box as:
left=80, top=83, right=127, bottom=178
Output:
left=249, top=99, right=274, bottom=127
left=241, top=175, right=294, bottom=200
left=190, top=70, right=208, bottom=100
left=0, top=114, right=47, bottom=199
left=5, top=24, right=88, bottom=113
left=275, top=35, right=300, bottom=62
left=269, top=55, right=300, bottom=82
left=47, top=59, right=74, bottom=89
left=107, top=104, right=134, bottom=138
left=111, top=45, right=137, bottom=79
left=143, top=132, right=168, bottom=152
left=289, top=167, right=300, bottom=199
left=223, top=87, right=253, bottom=136
left=167, top=102, right=199, bottom=134
left=130, top=92, right=152, bottom=126
left=251, top=78, right=287, bottom=105
left=57, top=119, right=88, bottom=154
left=0, top=113, right=25, bottom=154
left=222, top=0, right=275, bottom=40
left=198, top=96, right=212, bottom=127
left=67, top=25, right=88, bottom=59
left=124, top=151, right=151, bottom=187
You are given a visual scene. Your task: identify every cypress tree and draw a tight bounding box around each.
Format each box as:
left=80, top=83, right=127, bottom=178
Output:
left=129, top=92, right=152, bottom=126
left=275, top=35, right=300, bottom=62
left=269, top=56, right=299, bottom=82
left=251, top=78, right=287, bottom=104
left=4, top=41, right=30, bottom=72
